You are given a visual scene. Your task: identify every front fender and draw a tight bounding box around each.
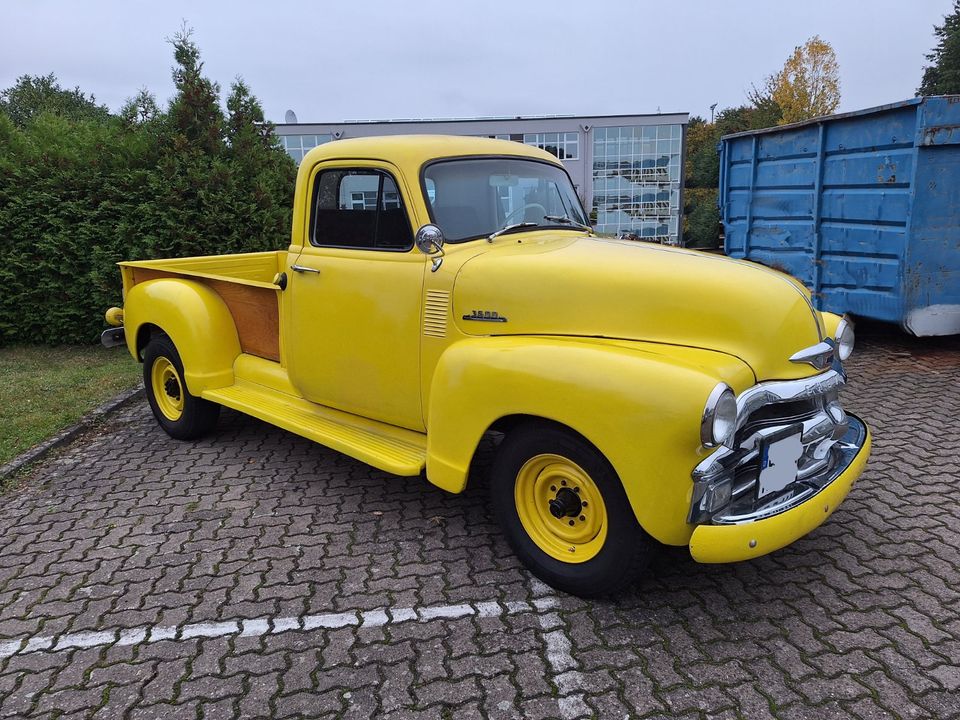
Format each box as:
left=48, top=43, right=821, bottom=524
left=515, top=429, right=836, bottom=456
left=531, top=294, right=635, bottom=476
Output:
left=123, top=278, right=241, bottom=394
left=425, top=336, right=753, bottom=546
left=821, top=311, right=843, bottom=340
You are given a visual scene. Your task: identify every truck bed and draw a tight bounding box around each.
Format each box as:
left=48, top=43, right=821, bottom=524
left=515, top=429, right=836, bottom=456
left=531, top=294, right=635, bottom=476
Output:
left=120, top=251, right=287, bottom=361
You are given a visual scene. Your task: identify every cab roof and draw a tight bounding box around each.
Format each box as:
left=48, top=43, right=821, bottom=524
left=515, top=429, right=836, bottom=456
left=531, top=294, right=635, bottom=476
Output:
left=299, top=134, right=560, bottom=169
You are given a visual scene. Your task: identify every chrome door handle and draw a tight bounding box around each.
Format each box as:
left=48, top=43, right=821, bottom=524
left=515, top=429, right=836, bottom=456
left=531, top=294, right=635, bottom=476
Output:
left=291, top=264, right=321, bottom=274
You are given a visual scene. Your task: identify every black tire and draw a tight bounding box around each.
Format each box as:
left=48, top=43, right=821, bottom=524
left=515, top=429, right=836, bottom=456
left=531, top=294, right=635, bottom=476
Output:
left=142, top=333, right=220, bottom=440
left=490, top=421, right=654, bottom=597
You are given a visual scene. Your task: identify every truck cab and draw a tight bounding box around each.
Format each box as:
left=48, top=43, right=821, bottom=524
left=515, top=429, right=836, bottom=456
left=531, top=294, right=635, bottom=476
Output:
left=105, top=135, right=871, bottom=597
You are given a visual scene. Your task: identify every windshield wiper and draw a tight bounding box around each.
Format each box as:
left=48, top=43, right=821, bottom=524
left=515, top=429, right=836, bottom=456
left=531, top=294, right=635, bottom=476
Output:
left=543, top=215, right=594, bottom=234
left=487, top=222, right=538, bottom=243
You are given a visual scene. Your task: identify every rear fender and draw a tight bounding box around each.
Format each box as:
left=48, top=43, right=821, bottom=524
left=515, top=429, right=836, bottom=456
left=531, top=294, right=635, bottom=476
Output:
left=123, top=278, right=241, bottom=394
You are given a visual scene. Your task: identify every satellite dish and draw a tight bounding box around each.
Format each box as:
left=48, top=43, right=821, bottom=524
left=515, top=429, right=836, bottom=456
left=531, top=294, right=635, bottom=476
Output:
left=284, top=109, right=298, bottom=124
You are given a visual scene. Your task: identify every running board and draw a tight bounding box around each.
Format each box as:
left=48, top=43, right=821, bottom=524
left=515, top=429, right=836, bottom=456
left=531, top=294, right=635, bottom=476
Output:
left=203, top=381, right=427, bottom=476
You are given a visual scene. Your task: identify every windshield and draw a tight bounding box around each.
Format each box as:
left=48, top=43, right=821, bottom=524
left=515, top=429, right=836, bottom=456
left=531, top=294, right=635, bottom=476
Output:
left=423, top=158, right=590, bottom=243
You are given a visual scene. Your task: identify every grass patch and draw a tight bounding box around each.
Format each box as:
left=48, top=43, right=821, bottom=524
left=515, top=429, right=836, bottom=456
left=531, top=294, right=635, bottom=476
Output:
left=0, top=345, right=141, bottom=466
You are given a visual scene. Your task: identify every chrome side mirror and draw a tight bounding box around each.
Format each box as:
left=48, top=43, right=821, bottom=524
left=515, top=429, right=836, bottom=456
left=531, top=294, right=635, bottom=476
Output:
left=415, top=224, right=445, bottom=272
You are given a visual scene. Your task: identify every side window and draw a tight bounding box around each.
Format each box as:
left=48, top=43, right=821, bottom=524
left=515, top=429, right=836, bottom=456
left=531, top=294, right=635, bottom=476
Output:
left=311, top=169, right=413, bottom=250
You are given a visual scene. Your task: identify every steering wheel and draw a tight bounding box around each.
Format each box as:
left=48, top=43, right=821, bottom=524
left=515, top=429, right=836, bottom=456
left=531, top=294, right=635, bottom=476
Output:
left=503, top=203, right=547, bottom=226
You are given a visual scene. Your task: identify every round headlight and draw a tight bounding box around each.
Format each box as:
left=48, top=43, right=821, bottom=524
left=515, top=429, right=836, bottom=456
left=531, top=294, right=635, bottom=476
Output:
left=835, top=316, right=855, bottom=361
left=701, top=383, right=738, bottom=447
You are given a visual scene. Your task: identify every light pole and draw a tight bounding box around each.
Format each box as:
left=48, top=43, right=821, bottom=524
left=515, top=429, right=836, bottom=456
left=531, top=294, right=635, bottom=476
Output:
left=710, top=103, right=718, bottom=124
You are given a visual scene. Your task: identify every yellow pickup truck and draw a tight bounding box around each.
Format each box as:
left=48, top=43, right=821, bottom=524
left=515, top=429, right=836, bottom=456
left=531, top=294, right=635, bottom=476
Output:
left=103, top=135, right=871, bottom=596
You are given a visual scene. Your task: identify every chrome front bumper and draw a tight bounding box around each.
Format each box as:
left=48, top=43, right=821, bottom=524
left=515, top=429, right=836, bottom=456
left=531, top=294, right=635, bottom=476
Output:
left=689, top=367, right=864, bottom=525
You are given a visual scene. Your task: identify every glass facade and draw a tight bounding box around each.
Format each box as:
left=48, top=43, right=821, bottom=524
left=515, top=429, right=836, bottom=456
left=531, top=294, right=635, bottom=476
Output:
left=591, top=124, right=682, bottom=244
left=524, top=132, right=579, bottom=160
left=277, top=134, right=333, bottom=163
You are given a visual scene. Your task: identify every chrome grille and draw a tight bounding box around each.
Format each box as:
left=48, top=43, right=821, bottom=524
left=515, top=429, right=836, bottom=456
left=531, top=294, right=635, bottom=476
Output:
left=722, top=398, right=846, bottom=515
left=690, top=368, right=851, bottom=525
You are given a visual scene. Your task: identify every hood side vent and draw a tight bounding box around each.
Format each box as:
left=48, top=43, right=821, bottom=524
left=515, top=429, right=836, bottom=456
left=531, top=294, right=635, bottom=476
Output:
left=423, top=290, right=450, bottom=338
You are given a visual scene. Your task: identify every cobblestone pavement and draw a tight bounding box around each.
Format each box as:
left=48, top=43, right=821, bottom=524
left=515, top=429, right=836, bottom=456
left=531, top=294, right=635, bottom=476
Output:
left=1, top=327, right=958, bottom=720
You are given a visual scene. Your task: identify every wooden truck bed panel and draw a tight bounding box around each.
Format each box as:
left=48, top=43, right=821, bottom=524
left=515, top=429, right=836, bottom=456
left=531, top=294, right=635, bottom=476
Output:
left=123, top=252, right=285, bottom=362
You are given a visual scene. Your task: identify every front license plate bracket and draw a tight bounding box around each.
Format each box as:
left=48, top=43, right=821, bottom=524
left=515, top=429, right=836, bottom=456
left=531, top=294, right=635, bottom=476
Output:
left=757, top=424, right=804, bottom=500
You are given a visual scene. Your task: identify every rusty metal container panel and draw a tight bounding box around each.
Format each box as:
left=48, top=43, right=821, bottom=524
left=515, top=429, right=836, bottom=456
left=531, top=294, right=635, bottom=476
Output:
left=719, top=96, right=960, bottom=336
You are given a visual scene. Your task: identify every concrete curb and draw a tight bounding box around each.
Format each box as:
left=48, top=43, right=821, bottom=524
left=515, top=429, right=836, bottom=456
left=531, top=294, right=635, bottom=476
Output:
left=0, top=384, right=145, bottom=484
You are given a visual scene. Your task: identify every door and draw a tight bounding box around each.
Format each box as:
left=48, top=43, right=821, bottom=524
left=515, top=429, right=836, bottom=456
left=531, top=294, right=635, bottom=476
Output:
left=286, top=164, right=426, bottom=431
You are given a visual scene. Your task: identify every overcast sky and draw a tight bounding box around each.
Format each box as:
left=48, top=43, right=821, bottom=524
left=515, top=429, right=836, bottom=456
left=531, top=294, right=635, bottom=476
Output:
left=0, top=0, right=952, bottom=124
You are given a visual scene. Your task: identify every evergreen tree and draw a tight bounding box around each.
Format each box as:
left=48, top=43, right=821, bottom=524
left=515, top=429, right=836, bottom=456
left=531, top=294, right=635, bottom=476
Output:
left=919, top=1, right=960, bottom=95
left=166, top=28, right=224, bottom=155
left=225, top=80, right=298, bottom=250
left=120, top=89, right=161, bottom=126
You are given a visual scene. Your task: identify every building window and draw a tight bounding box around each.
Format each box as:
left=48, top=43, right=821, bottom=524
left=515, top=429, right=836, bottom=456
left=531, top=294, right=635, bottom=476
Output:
left=523, top=132, right=579, bottom=160
left=591, top=124, right=682, bottom=244
left=277, top=133, right=334, bottom=163
left=349, top=190, right=378, bottom=211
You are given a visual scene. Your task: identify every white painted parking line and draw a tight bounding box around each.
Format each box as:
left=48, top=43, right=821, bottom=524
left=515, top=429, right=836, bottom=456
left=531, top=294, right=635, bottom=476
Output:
left=0, top=596, right=559, bottom=660
left=543, top=627, right=576, bottom=673
left=528, top=577, right=586, bottom=720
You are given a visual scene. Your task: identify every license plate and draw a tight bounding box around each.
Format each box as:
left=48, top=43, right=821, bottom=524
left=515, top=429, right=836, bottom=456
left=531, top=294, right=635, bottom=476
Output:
left=757, top=428, right=803, bottom=499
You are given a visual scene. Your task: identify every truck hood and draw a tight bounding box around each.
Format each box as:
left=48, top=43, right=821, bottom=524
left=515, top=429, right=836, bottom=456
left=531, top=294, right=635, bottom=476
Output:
left=452, top=234, right=825, bottom=381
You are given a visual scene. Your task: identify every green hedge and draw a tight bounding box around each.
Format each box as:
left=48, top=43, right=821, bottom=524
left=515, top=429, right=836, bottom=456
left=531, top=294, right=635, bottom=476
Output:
left=0, top=42, right=297, bottom=346
left=0, top=114, right=295, bottom=345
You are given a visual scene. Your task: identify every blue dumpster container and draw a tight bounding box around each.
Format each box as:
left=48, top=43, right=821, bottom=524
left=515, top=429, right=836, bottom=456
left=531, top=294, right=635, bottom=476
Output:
left=719, top=96, right=960, bottom=336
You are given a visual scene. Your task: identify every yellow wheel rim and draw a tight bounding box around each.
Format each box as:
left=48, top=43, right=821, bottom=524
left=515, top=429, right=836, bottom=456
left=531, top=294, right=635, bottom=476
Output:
left=514, top=453, right=607, bottom=563
left=151, top=357, right=184, bottom=422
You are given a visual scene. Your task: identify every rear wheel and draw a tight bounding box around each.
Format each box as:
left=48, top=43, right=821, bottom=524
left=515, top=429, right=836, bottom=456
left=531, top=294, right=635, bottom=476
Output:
left=490, top=421, right=654, bottom=597
left=143, top=334, right=219, bottom=440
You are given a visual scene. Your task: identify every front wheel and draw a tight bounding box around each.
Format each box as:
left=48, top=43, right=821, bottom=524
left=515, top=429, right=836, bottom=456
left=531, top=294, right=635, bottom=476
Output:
left=143, top=334, right=220, bottom=440
left=490, top=422, right=654, bottom=597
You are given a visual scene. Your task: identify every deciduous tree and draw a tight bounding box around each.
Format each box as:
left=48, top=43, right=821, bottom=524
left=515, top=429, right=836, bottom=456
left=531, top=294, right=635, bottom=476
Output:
left=765, top=36, right=841, bottom=124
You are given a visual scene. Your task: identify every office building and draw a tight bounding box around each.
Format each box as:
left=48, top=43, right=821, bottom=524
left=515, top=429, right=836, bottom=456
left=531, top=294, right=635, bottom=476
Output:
left=275, top=112, right=688, bottom=244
